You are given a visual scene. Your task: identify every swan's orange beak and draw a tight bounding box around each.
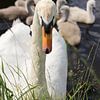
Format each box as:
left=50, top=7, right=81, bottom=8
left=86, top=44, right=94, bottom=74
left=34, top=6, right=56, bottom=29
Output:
left=42, top=26, right=52, bottom=54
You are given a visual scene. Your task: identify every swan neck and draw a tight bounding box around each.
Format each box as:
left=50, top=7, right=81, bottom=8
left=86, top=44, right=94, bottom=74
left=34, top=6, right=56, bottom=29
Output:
left=31, top=10, right=46, bottom=86
left=87, top=2, right=94, bottom=15
left=32, top=10, right=42, bottom=48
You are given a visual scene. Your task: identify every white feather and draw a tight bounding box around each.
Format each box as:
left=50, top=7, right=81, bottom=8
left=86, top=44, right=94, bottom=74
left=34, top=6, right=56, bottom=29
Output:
left=0, top=22, right=32, bottom=96
left=45, top=28, right=68, bottom=99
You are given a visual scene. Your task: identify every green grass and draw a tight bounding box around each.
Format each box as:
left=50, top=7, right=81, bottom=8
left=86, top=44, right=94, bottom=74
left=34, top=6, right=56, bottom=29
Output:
left=0, top=74, right=13, bottom=100
left=66, top=41, right=100, bottom=100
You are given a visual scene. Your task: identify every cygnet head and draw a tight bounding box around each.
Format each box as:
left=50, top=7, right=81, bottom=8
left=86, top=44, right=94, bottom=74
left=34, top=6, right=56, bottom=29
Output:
left=56, top=0, right=68, bottom=20
left=57, top=5, right=69, bottom=24
left=87, top=0, right=96, bottom=8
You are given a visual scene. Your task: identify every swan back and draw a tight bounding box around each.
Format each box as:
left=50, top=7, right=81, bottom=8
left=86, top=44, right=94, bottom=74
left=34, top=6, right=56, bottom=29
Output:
left=0, top=22, right=31, bottom=52
left=0, top=22, right=32, bottom=96
left=58, top=21, right=81, bottom=46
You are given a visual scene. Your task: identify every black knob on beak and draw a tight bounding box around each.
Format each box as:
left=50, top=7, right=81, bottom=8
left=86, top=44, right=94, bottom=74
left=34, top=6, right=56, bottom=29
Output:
left=43, top=48, right=52, bottom=54
left=41, top=16, right=54, bottom=34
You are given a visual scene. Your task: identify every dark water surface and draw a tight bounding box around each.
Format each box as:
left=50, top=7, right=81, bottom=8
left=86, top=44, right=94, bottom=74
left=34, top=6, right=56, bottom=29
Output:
left=68, top=0, right=100, bottom=79
left=67, top=1, right=100, bottom=99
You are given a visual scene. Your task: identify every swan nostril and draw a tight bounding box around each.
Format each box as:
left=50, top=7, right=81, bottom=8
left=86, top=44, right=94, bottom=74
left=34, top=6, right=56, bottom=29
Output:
left=43, top=48, right=51, bottom=54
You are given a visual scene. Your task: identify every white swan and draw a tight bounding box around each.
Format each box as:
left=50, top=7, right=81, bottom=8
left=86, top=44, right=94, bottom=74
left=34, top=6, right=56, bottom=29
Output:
left=0, top=22, right=32, bottom=98
left=30, top=1, right=57, bottom=97
left=31, top=0, right=68, bottom=99
left=60, top=0, right=96, bottom=24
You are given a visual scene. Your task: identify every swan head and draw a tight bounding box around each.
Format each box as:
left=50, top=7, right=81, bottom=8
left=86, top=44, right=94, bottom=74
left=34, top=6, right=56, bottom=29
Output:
left=35, top=0, right=56, bottom=54
left=87, top=0, right=96, bottom=9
